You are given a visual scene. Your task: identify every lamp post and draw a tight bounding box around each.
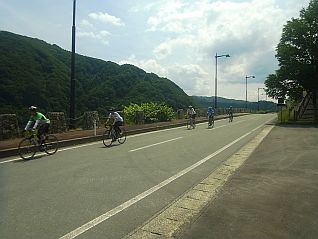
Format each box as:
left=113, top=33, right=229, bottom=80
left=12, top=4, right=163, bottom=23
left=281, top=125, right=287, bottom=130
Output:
left=245, top=75, right=255, bottom=110
left=214, top=53, right=230, bottom=109
left=258, top=87, right=265, bottom=111
left=69, top=0, right=76, bottom=129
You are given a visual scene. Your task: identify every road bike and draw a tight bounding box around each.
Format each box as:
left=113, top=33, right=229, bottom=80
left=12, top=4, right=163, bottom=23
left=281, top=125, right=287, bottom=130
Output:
left=103, top=125, right=127, bottom=147
left=186, top=117, right=196, bottom=129
left=208, top=115, right=214, bottom=128
left=18, top=130, right=59, bottom=160
left=228, top=113, right=233, bottom=122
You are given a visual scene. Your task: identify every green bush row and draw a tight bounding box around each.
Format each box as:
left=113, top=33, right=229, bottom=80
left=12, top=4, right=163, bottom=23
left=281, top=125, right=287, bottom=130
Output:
left=123, top=102, right=175, bottom=123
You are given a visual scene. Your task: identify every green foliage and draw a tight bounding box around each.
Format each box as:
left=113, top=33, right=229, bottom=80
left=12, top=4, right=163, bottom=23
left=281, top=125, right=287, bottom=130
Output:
left=265, top=0, right=318, bottom=100
left=123, top=102, right=175, bottom=123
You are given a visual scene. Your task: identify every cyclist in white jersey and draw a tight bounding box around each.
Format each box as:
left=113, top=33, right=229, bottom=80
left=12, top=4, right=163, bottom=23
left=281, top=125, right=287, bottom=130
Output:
left=106, top=108, right=124, bottom=139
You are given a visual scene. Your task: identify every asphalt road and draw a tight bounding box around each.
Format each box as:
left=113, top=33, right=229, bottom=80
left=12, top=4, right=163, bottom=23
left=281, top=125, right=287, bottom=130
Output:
left=0, top=114, right=276, bottom=239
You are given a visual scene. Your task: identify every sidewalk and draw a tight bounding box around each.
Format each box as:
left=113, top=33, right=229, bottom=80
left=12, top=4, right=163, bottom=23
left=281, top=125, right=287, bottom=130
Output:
left=177, top=124, right=318, bottom=239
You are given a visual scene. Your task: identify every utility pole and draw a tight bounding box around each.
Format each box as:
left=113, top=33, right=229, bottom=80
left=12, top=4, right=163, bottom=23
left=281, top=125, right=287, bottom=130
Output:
left=69, top=0, right=76, bottom=129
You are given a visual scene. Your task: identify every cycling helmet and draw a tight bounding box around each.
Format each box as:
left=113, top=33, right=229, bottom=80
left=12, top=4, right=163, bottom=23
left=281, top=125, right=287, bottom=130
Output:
left=29, top=106, right=37, bottom=111
left=188, top=105, right=193, bottom=108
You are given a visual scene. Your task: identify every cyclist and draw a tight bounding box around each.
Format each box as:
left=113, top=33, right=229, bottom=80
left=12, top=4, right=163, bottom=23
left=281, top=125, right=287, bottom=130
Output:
left=105, top=108, right=124, bottom=140
left=24, top=106, right=50, bottom=145
left=228, top=106, right=233, bottom=122
left=186, top=105, right=196, bottom=128
left=207, top=106, right=215, bottom=127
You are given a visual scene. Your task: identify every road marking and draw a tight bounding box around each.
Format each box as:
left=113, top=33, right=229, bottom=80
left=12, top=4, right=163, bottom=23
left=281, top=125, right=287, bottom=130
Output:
left=0, top=115, right=268, bottom=165
left=126, top=125, right=275, bottom=239
left=58, top=118, right=274, bottom=239
left=129, top=137, right=183, bottom=152
left=0, top=142, right=101, bottom=164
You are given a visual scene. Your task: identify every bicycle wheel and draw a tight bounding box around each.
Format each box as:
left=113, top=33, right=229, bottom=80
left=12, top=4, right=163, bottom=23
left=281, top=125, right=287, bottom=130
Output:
left=43, top=135, right=59, bottom=155
left=103, top=129, right=113, bottom=147
left=186, top=119, right=191, bottom=129
left=117, top=128, right=127, bottom=144
left=18, top=138, right=36, bottom=160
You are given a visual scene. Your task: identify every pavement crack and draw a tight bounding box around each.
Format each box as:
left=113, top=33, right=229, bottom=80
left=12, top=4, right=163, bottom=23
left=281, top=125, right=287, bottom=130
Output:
left=166, top=217, right=178, bottom=222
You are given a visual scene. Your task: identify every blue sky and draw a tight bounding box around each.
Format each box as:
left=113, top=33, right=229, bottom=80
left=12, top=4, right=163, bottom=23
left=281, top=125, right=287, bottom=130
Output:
left=0, top=0, right=311, bottom=102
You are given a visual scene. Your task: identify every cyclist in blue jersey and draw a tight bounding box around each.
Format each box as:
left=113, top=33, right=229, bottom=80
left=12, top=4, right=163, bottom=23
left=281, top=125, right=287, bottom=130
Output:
left=24, top=106, right=50, bottom=145
left=207, top=106, right=215, bottom=127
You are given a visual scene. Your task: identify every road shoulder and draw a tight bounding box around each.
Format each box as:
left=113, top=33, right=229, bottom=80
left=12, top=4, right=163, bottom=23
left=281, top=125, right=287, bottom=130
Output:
left=124, top=125, right=274, bottom=239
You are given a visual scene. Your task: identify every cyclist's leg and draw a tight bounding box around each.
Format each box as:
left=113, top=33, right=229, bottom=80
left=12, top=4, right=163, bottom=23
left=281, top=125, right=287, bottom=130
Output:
left=37, top=126, right=44, bottom=144
left=113, top=121, right=123, bottom=138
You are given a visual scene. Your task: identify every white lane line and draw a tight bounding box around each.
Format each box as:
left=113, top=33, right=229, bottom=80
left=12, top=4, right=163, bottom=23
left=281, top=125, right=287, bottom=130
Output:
left=129, top=137, right=183, bottom=152
left=0, top=115, right=268, bottom=165
left=58, top=118, right=273, bottom=239
left=0, top=158, right=20, bottom=164
left=0, top=142, right=102, bottom=164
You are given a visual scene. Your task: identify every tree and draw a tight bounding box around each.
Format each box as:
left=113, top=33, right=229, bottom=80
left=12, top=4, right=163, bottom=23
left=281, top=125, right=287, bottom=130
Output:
left=265, top=0, right=318, bottom=120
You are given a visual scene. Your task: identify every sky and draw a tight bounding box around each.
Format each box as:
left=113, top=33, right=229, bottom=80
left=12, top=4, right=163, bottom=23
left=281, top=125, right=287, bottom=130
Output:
left=0, top=0, right=311, bottom=102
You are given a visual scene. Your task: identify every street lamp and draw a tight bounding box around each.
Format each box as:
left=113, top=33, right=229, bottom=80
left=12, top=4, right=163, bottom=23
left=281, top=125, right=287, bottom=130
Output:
left=214, top=53, right=230, bottom=109
left=258, top=87, right=265, bottom=111
left=245, top=75, right=255, bottom=109
left=69, top=0, right=76, bottom=129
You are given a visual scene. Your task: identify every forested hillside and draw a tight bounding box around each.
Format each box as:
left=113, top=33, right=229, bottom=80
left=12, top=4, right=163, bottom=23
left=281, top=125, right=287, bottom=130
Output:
left=191, top=96, right=277, bottom=111
left=0, top=31, right=192, bottom=118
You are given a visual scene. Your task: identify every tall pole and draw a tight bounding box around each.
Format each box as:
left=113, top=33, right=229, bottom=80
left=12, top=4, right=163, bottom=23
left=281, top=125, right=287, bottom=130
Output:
left=245, top=75, right=255, bottom=110
left=245, top=75, right=247, bottom=109
left=258, top=87, right=260, bottom=111
left=215, top=53, right=218, bottom=109
left=214, top=53, right=230, bottom=109
left=69, top=0, right=76, bottom=129
left=258, top=87, right=265, bottom=111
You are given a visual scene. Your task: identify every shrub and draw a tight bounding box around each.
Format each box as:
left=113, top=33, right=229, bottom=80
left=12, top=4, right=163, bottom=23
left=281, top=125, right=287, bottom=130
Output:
left=123, top=102, right=175, bottom=123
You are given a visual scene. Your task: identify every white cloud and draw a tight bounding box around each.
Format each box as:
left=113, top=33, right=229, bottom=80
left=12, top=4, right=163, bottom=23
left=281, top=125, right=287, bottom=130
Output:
left=119, top=55, right=168, bottom=77
left=77, top=30, right=111, bottom=45
left=88, top=12, right=125, bottom=26
left=80, top=19, right=94, bottom=29
left=153, top=35, right=195, bottom=59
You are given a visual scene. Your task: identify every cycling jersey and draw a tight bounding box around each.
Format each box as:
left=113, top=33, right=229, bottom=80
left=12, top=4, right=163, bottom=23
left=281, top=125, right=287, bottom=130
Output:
left=25, top=112, right=50, bottom=130
left=109, top=112, right=123, bottom=123
left=207, top=108, right=214, bottom=117
left=187, top=108, right=196, bottom=116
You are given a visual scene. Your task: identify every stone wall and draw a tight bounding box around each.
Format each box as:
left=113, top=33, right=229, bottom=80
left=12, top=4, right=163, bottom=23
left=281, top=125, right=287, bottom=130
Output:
left=0, top=114, right=20, bottom=140
left=83, top=111, right=99, bottom=129
left=47, top=112, right=67, bottom=133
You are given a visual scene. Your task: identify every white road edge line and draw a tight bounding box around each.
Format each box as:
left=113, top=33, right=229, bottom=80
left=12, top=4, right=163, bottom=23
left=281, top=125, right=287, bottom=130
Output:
left=0, top=124, right=226, bottom=164
left=58, top=117, right=274, bottom=239
left=129, top=137, right=183, bottom=152
left=0, top=117, right=245, bottom=165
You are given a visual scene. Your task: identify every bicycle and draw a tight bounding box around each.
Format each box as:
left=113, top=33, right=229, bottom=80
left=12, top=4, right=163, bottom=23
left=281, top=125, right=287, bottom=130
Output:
left=208, top=115, right=214, bottom=128
left=228, top=113, right=233, bottom=122
left=186, top=117, right=196, bottom=129
left=18, top=130, right=59, bottom=160
left=103, top=124, right=127, bottom=147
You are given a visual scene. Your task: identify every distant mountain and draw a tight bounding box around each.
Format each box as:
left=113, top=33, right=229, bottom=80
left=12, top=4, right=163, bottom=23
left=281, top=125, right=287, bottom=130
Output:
left=191, top=96, right=277, bottom=111
left=0, top=31, right=192, bottom=118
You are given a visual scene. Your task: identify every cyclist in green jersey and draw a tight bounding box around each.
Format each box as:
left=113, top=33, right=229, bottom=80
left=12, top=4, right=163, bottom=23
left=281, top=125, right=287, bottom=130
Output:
left=24, top=106, right=51, bottom=145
